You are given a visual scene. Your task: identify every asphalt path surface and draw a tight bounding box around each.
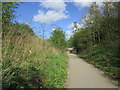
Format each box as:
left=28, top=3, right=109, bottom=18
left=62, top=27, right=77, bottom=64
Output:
left=66, top=53, right=118, bottom=88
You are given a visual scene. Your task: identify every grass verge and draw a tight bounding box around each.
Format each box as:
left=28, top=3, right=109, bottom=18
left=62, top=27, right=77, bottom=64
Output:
left=39, top=52, right=68, bottom=88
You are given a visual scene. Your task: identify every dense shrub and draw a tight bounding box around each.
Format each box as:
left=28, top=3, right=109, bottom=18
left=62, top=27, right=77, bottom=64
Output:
left=79, top=44, right=119, bottom=79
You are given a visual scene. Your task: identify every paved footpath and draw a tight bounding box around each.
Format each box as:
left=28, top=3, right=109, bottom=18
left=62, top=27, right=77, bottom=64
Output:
left=66, top=53, right=118, bottom=88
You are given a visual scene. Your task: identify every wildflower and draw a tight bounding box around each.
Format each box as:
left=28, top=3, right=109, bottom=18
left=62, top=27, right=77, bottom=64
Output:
left=40, top=86, right=42, bottom=88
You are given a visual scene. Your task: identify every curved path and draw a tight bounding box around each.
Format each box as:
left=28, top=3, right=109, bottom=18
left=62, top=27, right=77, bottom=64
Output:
left=66, top=53, right=118, bottom=88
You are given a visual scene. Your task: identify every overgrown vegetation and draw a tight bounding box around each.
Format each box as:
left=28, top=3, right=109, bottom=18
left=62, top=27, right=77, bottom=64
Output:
left=2, top=2, right=67, bottom=89
left=68, top=2, right=120, bottom=79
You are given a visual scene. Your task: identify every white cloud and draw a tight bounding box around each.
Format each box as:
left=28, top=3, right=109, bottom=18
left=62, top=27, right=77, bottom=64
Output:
left=68, top=22, right=84, bottom=29
left=67, top=23, right=74, bottom=29
left=33, top=10, right=68, bottom=23
left=33, top=0, right=68, bottom=23
left=52, top=28, right=56, bottom=31
left=66, top=23, right=84, bottom=39
left=73, top=0, right=92, bottom=8
left=74, top=2, right=92, bottom=7
left=66, top=30, right=73, bottom=39
left=76, top=23, right=84, bottom=28
left=24, top=22, right=30, bottom=25
left=40, top=0, right=66, bottom=11
left=73, top=0, right=106, bottom=9
left=66, top=30, right=73, bottom=36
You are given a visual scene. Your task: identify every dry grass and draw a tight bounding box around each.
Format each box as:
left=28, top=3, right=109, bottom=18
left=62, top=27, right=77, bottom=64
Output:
left=2, top=24, right=67, bottom=88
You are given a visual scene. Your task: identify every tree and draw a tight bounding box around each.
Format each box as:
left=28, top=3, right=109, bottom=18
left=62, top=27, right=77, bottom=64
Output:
left=2, top=2, right=19, bottom=24
left=68, top=2, right=120, bottom=79
left=2, top=2, right=19, bottom=38
left=66, top=37, right=73, bottom=48
left=71, top=28, right=90, bottom=53
left=83, top=2, right=103, bottom=45
left=50, top=28, right=66, bottom=50
left=101, top=2, right=120, bottom=45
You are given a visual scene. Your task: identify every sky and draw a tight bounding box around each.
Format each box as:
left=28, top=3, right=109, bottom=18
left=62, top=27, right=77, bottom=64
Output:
left=14, top=1, right=91, bottom=39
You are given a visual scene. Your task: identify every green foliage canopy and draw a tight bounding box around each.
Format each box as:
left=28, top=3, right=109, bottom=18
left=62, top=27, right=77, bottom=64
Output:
left=2, top=2, right=19, bottom=24
left=50, top=28, right=66, bottom=50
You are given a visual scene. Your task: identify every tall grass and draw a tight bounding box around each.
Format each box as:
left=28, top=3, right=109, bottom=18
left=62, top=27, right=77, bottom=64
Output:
left=2, top=24, right=67, bottom=89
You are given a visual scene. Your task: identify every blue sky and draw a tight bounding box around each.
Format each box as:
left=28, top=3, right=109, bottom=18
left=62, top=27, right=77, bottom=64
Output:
left=14, top=1, right=90, bottom=39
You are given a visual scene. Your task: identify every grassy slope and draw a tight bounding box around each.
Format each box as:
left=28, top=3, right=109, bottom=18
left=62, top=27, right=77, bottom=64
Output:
left=2, top=25, right=68, bottom=88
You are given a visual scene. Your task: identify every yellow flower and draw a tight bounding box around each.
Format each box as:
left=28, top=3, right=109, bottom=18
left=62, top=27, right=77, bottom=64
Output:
left=40, top=86, right=42, bottom=88
left=55, top=75, right=57, bottom=77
